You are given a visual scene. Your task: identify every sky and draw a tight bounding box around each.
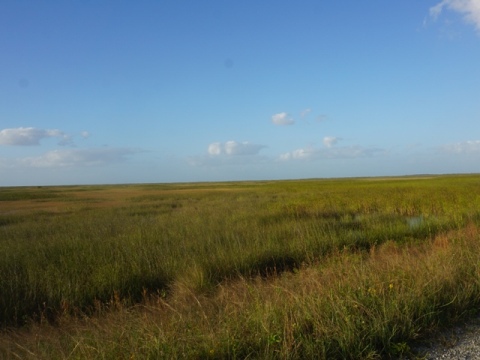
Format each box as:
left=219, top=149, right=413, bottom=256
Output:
left=1, top=0, right=480, bottom=186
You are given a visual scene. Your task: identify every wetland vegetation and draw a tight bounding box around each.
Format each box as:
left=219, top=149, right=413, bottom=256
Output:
left=1, top=175, right=480, bottom=359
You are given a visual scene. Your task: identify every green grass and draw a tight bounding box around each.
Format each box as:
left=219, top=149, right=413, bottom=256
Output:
left=0, top=187, right=64, bottom=201
left=1, top=175, right=480, bottom=358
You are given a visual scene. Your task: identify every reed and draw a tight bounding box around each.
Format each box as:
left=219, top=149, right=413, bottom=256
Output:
left=1, top=175, right=480, bottom=358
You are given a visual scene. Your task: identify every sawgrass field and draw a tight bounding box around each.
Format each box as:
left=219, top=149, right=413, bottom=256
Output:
left=1, top=174, right=480, bottom=359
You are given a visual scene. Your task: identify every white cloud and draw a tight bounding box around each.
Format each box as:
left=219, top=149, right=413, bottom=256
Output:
left=208, top=142, right=222, bottom=155
left=323, top=136, right=340, bottom=148
left=440, top=140, right=480, bottom=154
left=279, top=145, right=383, bottom=161
left=207, top=141, right=265, bottom=156
left=0, top=127, right=72, bottom=146
left=279, top=148, right=314, bottom=161
left=224, top=141, right=263, bottom=155
left=81, top=131, right=91, bottom=139
left=271, top=112, right=295, bottom=126
left=20, top=148, right=138, bottom=168
left=430, top=0, right=480, bottom=31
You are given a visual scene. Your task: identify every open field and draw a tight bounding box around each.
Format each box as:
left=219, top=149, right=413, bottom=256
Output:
left=1, top=175, right=480, bottom=359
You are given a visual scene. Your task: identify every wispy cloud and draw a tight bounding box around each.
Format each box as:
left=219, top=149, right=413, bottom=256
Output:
left=18, top=147, right=139, bottom=168
left=440, top=140, right=480, bottom=154
left=300, top=108, right=312, bottom=118
left=280, top=145, right=383, bottom=161
left=271, top=112, right=295, bottom=126
left=0, top=127, right=73, bottom=146
left=430, top=0, right=480, bottom=32
left=208, top=141, right=265, bottom=156
left=316, top=114, right=328, bottom=123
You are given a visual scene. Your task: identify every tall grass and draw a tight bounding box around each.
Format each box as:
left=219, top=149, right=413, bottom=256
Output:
left=2, top=225, right=480, bottom=359
left=1, top=175, right=480, bottom=358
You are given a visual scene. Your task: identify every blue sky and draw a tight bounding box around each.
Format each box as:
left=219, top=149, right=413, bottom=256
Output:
left=1, top=1, right=479, bottom=186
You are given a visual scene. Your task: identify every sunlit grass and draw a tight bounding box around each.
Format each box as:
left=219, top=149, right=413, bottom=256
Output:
left=1, top=175, right=480, bottom=358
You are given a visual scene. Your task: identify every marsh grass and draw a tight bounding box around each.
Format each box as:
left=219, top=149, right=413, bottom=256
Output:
left=1, top=175, right=480, bottom=358
left=2, top=225, right=479, bottom=359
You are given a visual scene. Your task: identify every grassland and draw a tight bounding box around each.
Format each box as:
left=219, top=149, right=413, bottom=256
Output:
left=1, top=175, right=480, bottom=359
